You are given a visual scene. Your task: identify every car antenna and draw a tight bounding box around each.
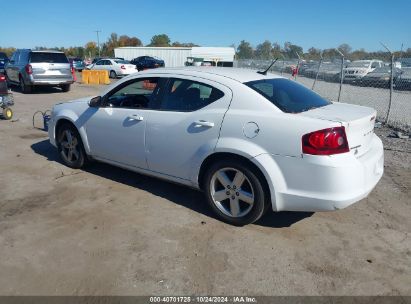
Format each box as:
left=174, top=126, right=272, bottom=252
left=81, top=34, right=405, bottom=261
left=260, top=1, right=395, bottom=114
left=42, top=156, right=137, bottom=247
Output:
left=257, top=58, right=279, bottom=75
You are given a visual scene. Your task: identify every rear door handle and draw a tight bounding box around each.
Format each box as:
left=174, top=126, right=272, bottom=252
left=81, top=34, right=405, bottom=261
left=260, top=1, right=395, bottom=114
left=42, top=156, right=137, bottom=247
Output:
left=194, top=120, right=214, bottom=128
left=127, top=114, right=144, bottom=121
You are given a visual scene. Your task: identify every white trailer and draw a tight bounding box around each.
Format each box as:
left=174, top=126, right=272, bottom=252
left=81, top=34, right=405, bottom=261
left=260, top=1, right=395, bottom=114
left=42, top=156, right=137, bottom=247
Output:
left=114, top=47, right=235, bottom=67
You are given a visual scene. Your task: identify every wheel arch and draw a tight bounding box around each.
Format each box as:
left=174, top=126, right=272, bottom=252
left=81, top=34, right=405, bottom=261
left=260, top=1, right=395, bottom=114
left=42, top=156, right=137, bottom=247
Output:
left=54, top=116, right=91, bottom=154
left=197, top=152, right=280, bottom=211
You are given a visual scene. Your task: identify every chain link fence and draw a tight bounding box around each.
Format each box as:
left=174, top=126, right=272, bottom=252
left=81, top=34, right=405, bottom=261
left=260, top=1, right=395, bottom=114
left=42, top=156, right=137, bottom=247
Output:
left=235, top=55, right=411, bottom=132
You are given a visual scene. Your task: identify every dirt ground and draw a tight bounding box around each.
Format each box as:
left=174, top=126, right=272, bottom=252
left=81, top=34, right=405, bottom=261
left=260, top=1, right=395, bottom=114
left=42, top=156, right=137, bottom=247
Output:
left=0, top=78, right=410, bottom=296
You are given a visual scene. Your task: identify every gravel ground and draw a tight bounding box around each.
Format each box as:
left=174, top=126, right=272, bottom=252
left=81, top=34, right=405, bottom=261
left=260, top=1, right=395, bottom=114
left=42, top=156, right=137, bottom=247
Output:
left=0, top=78, right=410, bottom=296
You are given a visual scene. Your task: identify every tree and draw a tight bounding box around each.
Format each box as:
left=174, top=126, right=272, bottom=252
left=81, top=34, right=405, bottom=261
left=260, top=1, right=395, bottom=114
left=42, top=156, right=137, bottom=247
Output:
left=149, top=34, right=171, bottom=47
left=118, top=35, right=142, bottom=47
left=172, top=41, right=199, bottom=47
left=236, top=40, right=254, bottom=59
left=271, top=42, right=282, bottom=59
left=255, top=40, right=272, bottom=59
left=85, top=41, right=97, bottom=58
left=338, top=43, right=352, bottom=56
left=305, top=47, right=322, bottom=60
left=283, top=42, right=303, bottom=58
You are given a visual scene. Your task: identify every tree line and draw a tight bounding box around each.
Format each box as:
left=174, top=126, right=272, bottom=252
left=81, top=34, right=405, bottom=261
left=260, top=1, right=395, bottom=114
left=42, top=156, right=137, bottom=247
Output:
left=1, top=35, right=410, bottom=61
left=0, top=33, right=198, bottom=58
left=236, top=40, right=411, bottom=61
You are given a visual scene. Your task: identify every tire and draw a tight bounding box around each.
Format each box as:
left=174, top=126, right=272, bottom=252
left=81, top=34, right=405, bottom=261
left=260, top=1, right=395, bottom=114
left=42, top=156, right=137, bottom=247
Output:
left=204, top=159, right=268, bottom=226
left=2, top=107, right=13, bottom=120
left=61, top=84, right=71, bottom=92
left=20, top=77, right=32, bottom=94
left=109, top=70, right=117, bottom=79
left=57, top=123, right=87, bottom=169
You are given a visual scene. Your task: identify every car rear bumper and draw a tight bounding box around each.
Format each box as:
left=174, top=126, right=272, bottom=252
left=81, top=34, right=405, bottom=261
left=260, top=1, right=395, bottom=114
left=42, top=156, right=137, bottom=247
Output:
left=256, top=134, right=384, bottom=212
left=29, top=78, right=74, bottom=86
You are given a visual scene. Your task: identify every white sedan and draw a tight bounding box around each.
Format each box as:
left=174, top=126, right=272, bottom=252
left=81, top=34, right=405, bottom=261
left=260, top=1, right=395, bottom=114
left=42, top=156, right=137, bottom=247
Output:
left=89, top=59, right=137, bottom=78
left=48, top=67, right=384, bottom=225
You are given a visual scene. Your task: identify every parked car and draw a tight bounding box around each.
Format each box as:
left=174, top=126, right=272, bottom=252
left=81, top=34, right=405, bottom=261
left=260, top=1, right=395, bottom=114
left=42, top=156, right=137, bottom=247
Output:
left=48, top=67, right=384, bottom=225
left=69, top=57, right=85, bottom=72
left=395, top=68, right=411, bottom=90
left=5, top=49, right=73, bottom=93
left=356, top=67, right=403, bottom=88
left=130, top=56, right=165, bottom=71
left=0, top=52, right=9, bottom=73
left=343, top=60, right=383, bottom=83
left=89, top=59, right=137, bottom=78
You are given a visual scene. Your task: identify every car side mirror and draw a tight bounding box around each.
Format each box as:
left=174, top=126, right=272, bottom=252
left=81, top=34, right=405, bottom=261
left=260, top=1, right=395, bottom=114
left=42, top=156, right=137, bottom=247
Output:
left=88, top=96, right=102, bottom=107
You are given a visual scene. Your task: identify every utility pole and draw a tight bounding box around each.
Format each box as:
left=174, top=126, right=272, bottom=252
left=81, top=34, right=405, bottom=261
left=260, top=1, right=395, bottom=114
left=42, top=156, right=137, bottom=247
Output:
left=94, top=30, right=101, bottom=57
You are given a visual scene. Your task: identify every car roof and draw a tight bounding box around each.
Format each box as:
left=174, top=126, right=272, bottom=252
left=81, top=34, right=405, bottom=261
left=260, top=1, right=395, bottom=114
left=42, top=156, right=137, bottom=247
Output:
left=137, top=67, right=284, bottom=83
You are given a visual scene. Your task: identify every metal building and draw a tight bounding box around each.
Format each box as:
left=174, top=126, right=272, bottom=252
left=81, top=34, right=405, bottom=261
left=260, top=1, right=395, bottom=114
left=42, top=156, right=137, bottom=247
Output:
left=114, top=47, right=235, bottom=67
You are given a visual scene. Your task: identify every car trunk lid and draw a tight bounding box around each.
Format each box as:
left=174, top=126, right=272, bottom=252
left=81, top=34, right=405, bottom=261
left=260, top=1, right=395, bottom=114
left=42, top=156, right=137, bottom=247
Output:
left=300, top=103, right=376, bottom=157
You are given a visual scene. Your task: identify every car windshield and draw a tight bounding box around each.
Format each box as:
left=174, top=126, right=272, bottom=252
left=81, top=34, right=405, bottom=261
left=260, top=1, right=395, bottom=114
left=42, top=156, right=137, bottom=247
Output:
left=30, top=52, right=68, bottom=63
left=0, top=52, right=8, bottom=60
left=245, top=78, right=331, bottom=113
left=348, top=61, right=371, bottom=68
left=114, top=60, right=129, bottom=64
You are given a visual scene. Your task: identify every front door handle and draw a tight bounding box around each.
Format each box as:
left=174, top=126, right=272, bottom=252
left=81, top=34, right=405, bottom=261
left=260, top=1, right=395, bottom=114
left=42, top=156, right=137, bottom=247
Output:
left=127, top=114, right=144, bottom=121
left=194, top=120, right=214, bottom=128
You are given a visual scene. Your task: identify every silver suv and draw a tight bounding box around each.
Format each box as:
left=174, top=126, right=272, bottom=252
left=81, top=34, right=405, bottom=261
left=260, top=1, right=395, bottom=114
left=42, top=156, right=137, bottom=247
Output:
left=5, top=49, right=74, bottom=93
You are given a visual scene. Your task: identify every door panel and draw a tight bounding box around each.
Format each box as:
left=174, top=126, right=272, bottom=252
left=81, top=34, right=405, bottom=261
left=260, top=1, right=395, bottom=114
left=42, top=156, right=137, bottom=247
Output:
left=85, top=107, right=148, bottom=169
left=146, top=77, right=232, bottom=181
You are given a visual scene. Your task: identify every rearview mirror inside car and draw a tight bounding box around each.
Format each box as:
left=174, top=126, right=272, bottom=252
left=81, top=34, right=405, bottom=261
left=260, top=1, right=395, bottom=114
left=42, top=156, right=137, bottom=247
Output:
left=88, top=96, right=102, bottom=107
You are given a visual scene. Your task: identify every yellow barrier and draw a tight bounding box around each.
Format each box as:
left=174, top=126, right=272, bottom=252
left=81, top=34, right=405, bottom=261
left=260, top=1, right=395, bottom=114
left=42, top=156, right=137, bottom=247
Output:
left=81, top=70, right=90, bottom=84
left=88, top=70, right=100, bottom=85
left=98, top=70, right=110, bottom=85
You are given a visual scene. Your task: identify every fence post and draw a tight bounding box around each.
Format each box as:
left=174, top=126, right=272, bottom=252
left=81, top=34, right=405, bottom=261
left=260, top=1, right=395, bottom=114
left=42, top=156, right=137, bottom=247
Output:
left=335, top=48, right=345, bottom=102
left=280, top=54, right=285, bottom=75
left=294, top=52, right=301, bottom=80
left=312, top=51, right=323, bottom=90
left=381, top=42, right=394, bottom=124
left=386, top=53, right=395, bottom=124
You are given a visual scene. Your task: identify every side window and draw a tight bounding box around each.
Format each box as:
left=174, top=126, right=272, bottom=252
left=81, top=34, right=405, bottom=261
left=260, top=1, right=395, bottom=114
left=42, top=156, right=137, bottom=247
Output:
left=371, top=62, right=379, bottom=69
left=106, top=60, right=112, bottom=65
left=160, top=78, right=224, bottom=112
left=105, top=78, right=160, bottom=109
left=95, top=60, right=103, bottom=66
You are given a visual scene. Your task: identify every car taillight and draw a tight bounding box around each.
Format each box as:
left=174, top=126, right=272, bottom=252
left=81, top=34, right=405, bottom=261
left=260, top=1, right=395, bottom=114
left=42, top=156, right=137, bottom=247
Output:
left=71, top=66, right=74, bottom=74
left=121, top=65, right=126, bottom=70
left=302, top=127, right=349, bottom=155
left=25, top=64, right=33, bottom=75
left=0, top=75, right=5, bottom=82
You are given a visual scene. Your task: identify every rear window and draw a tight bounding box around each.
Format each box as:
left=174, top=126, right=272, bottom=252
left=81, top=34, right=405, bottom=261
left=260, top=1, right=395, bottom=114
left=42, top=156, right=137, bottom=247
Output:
left=30, top=52, right=69, bottom=63
left=114, top=60, right=129, bottom=64
left=245, top=78, right=331, bottom=113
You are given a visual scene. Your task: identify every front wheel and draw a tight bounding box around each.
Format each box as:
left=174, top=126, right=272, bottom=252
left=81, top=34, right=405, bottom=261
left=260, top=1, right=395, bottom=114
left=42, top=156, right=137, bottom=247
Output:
left=204, top=160, right=268, bottom=226
left=57, top=123, right=87, bottom=169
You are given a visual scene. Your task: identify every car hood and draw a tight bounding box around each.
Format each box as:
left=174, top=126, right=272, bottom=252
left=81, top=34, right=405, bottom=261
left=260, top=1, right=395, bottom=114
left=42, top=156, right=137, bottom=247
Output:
left=55, top=96, right=92, bottom=107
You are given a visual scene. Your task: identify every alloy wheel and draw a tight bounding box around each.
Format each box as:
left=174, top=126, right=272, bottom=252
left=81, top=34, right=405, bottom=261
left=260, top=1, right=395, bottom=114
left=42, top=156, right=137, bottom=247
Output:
left=210, top=167, right=255, bottom=218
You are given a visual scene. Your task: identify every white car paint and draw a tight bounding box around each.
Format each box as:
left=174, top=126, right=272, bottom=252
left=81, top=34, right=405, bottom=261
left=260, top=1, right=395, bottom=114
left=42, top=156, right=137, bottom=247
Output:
left=49, top=67, right=384, bottom=214
left=89, top=59, right=137, bottom=77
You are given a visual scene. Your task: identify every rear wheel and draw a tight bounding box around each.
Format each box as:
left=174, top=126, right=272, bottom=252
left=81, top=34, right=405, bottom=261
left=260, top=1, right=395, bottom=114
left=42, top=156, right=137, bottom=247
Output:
left=61, top=84, right=71, bottom=92
left=57, top=123, right=87, bottom=169
left=20, top=77, right=32, bottom=94
left=204, top=160, right=267, bottom=226
left=109, top=70, right=117, bottom=79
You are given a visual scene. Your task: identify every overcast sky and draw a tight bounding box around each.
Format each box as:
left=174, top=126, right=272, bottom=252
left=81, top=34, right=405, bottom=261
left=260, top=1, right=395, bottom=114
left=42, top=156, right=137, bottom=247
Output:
left=1, top=0, right=410, bottom=51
